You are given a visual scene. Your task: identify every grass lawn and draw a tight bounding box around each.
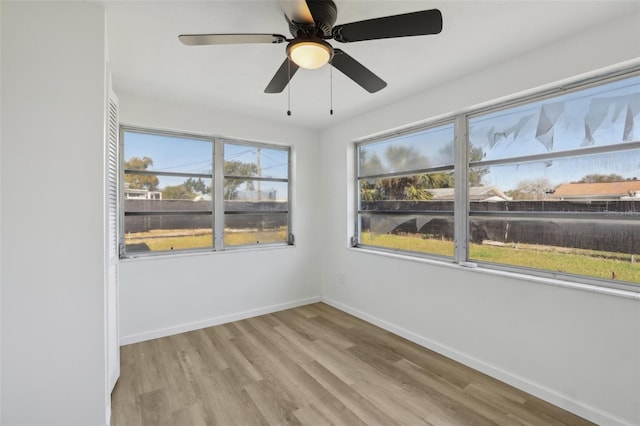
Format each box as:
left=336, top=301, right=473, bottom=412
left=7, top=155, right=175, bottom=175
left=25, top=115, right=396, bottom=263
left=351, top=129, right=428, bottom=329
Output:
left=125, top=229, right=639, bottom=284
left=125, top=228, right=288, bottom=252
left=362, top=232, right=640, bottom=284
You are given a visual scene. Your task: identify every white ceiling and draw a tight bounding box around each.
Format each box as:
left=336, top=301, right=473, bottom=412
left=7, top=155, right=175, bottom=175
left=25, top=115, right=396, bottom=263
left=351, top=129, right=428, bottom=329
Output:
left=104, top=0, right=638, bottom=130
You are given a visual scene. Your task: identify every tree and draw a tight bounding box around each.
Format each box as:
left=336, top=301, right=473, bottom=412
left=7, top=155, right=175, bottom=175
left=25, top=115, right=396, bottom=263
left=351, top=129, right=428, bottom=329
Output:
left=578, top=173, right=625, bottom=183
left=506, top=178, right=553, bottom=200
left=224, top=160, right=258, bottom=199
left=162, top=185, right=196, bottom=200
left=359, top=149, right=384, bottom=176
left=360, top=145, right=456, bottom=201
left=184, top=177, right=209, bottom=194
left=376, top=146, right=431, bottom=200
left=124, top=156, right=159, bottom=190
left=469, top=146, right=489, bottom=187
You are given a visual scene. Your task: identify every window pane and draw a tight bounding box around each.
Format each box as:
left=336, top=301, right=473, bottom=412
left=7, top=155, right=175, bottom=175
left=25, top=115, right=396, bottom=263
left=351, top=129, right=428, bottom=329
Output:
left=123, top=131, right=212, bottom=174
left=224, top=143, right=289, bottom=179
left=125, top=175, right=213, bottom=203
left=224, top=213, right=288, bottom=246
left=357, top=122, right=456, bottom=259
left=469, top=75, right=640, bottom=162
left=468, top=217, right=640, bottom=284
left=359, top=213, right=454, bottom=257
left=469, top=149, right=640, bottom=208
left=124, top=214, right=213, bottom=252
left=360, top=172, right=454, bottom=202
left=359, top=124, right=454, bottom=176
left=223, top=180, right=288, bottom=203
left=222, top=142, right=289, bottom=247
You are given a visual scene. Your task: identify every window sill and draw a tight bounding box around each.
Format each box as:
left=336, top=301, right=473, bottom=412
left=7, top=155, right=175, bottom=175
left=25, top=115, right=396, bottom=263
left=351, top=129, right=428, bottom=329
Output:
left=349, top=247, right=640, bottom=301
left=120, top=243, right=295, bottom=263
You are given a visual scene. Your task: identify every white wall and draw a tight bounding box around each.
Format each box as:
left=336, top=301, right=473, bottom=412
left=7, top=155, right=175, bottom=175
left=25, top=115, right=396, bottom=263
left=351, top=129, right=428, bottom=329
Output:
left=319, top=11, right=640, bottom=426
left=117, top=94, right=324, bottom=343
left=1, top=2, right=109, bottom=425
left=1, top=1, right=637, bottom=425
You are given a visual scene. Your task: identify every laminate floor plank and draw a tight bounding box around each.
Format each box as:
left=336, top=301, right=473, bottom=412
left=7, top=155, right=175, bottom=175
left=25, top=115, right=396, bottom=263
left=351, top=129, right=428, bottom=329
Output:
left=273, top=309, right=355, bottom=350
left=347, top=343, right=499, bottom=426
left=184, top=329, right=230, bottom=373
left=153, top=336, right=199, bottom=411
left=394, top=358, right=527, bottom=426
left=292, top=403, right=333, bottom=425
left=241, top=316, right=315, bottom=366
left=111, top=361, right=143, bottom=426
left=205, top=367, right=269, bottom=426
left=463, top=382, right=565, bottom=426
left=170, top=403, right=209, bottom=426
left=201, top=326, right=263, bottom=386
left=138, top=389, right=172, bottom=426
left=232, top=333, right=311, bottom=408
left=112, top=303, right=595, bottom=426
left=235, top=321, right=367, bottom=426
left=302, top=359, right=402, bottom=426
left=244, top=379, right=301, bottom=425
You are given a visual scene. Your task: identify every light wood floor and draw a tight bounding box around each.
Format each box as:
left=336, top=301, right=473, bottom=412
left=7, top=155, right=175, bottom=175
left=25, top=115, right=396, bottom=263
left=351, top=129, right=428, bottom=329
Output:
left=111, top=303, right=594, bottom=426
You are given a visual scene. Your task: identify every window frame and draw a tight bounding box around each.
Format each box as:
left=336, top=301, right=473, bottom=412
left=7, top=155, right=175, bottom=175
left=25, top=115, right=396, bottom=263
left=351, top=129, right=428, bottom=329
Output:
left=353, top=66, right=640, bottom=293
left=119, top=126, right=293, bottom=258
left=354, top=119, right=457, bottom=261
left=220, top=139, right=292, bottom=249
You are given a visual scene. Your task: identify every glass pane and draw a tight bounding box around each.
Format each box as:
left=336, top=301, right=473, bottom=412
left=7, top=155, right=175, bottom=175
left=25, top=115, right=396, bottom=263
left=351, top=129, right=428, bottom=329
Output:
left=124, top=214, right=213, bottom=252
left=224, top=143, right=289, bottom=179
left=123, top=131, right=212, bottom=174
left=124, top=175, right=213, bottom=204
left=359, top=213, right=454, bottom=257
left=469, top=75, right=640, bottom=162
left=358, top=124, right=454, bottom=177
left=468, top=217, right=640, bottom=285
left=360, top=172, right=454, bottom=202
left=469, top=149, right=640, bottom=210
left=224, top=214, right=288, bottom=246
left=223, top=179, right=288, bottom=203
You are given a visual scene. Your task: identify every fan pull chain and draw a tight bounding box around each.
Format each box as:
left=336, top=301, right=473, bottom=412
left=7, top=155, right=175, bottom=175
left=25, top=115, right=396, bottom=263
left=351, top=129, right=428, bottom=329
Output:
left=287, top=58, right=292, bottom=116
left=329, top=61, right=334, bottom=115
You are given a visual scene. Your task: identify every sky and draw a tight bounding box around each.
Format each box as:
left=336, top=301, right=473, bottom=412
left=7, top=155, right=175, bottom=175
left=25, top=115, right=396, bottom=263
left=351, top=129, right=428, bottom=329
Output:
left=123, top=132, right=289, bottom=194
left=124, top=75, right=639, bottom=195
left=359, top=74, right=640, bottom=192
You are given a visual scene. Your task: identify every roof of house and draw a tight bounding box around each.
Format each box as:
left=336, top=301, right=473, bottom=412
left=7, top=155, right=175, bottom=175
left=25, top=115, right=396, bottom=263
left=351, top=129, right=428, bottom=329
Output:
left=428, top=186, right=512, bottom=202
left=549, top=181, right=640, bottom=199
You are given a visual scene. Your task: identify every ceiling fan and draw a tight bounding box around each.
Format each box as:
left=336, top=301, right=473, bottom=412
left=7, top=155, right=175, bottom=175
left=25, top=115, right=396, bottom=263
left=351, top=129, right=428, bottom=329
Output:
left=179, top=0, right=442, bottom=94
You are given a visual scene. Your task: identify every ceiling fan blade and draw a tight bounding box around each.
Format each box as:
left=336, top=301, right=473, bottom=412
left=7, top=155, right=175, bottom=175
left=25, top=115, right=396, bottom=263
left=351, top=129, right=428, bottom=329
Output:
left=332, top=9, right=442, bottom=43
left=278, top=0, right=314, bottom=24
left=264, top=58, right=300, bottom=93
left=331, top=49, right=386, bottom=93
left=179, top=34, right=287, bottom=46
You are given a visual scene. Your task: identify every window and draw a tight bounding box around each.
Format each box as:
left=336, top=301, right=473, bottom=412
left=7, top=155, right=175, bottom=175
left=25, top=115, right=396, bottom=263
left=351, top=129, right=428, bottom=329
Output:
left=356, top=123, right=455, bottom=258
left=354, top=70, right=640, bottom=291
left=223, top=142, right=290, bottom=247
left=468, top=75, right=640, bottom=286
left=120, top=128, right=291, bottom=256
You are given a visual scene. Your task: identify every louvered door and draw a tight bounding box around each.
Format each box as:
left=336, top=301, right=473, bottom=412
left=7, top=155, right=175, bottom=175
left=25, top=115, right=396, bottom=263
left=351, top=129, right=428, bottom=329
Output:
left=107, top=91, right=120, bottom=392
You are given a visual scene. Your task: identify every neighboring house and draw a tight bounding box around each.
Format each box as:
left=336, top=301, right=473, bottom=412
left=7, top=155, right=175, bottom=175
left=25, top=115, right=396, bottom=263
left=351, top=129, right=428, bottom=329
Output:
left=233, top=189, right=282, bottom=201
left=193, top=193, right=212, bottom=201
left=547, top=181, right=640, bottom=201
left=124, top=183, right=162, bottom=200
left=428, top=186, right=513, bottom=202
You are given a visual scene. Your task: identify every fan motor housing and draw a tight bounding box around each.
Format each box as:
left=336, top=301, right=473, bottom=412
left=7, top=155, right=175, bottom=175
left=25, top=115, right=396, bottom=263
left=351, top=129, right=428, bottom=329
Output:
left=288, top=0, right=337, bottom=37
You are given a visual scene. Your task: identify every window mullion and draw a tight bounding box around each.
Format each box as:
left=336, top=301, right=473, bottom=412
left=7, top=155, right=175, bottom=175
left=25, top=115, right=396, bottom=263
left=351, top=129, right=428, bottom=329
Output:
left=214, top=139, right=225, bottom=250
left=454, top=114, right=469, bottom=264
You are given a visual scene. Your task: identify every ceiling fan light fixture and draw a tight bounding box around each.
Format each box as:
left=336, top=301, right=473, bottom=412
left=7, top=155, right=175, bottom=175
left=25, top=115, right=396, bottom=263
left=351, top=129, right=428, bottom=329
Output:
left=287, top=40, right=333, bottom=70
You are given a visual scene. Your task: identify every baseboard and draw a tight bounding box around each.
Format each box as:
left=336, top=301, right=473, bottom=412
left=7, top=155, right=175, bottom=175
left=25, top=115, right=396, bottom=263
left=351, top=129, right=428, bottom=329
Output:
left=321, top=297, right=630, bottom=426
left=120, top=296, right=322, bottom=345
